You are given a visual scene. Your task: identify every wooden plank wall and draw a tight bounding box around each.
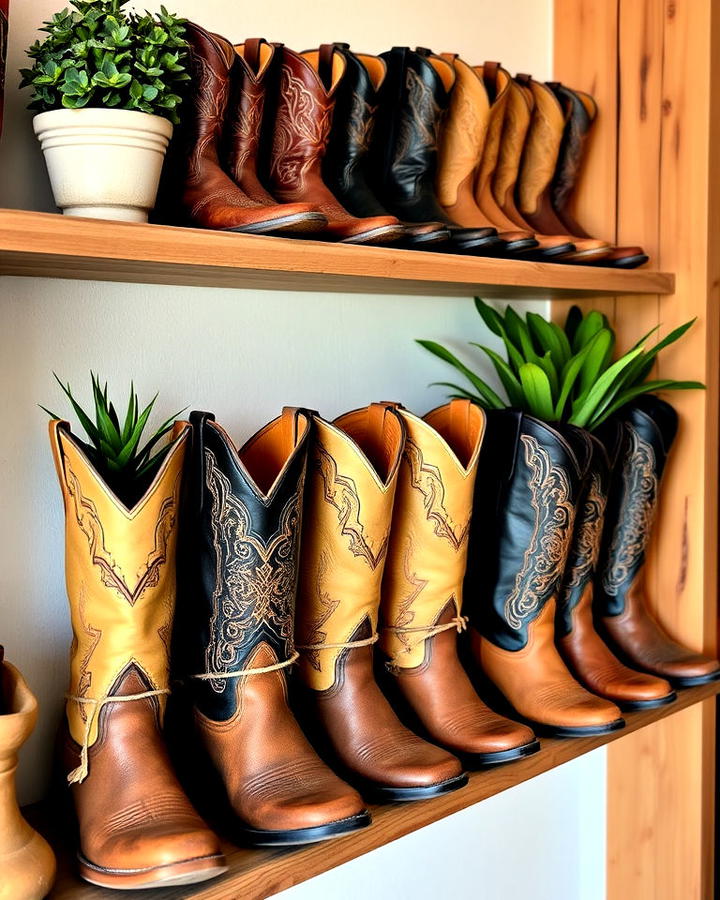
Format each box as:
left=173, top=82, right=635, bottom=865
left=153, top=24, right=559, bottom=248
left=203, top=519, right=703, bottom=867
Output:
left=554, top=1, right=719, bottom=898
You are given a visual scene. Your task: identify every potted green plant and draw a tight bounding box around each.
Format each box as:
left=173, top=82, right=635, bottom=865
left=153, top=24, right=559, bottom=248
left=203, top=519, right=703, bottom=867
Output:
left=417, top=299, right=704, bottom=429
left=21, top=0, right=190, bottom=222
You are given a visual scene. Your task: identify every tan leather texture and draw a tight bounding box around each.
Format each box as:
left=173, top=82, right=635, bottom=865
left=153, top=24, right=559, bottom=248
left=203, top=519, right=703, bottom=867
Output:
left=49, top=421, right=187, bottom=749
left=559, top=584, right=672, bottom=703
left=195, top=644, right=365, bottom=830
left=268, top=48, right=402, bottom=243
left=0, top=662, right=56, bottom=900
left=296, top=406, right=404, bottom=692
left=295, top=405, right=462, bottom=788
left=473, top=599, right=622, bottom=728
left=601, top=570, right=720, bottom=681
left=380, top=401, right=484, bottom=669
left=516, top=80, right=565, bottom=219
left=49, top=421, right=224, bottom=885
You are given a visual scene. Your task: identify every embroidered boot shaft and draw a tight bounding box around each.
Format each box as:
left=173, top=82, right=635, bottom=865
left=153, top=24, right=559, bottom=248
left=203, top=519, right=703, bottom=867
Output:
left=379, top=401, right=539, bottom=764
left=322, top=43, right=449, bottom=247
left=295, top=404, right=466, bottom=800
left=595, top=397, right=720, bottom=687
left=174, top=410, right=369, bottom=845
left=0, top=653, right=56, bottom=900
left=265, top=46, right=403, bottom=244
left=463, top=411, right=624, bottom=736
left=161, top=22, right=326, bottom=235
left=514, top=75, right=611, bottom=261
left=367, top=46, right=500, bottom=253
left=49, top=419, right=225, bottom=890
left=434, top=56, right=537, bottom=253
left=556, top=430, right=675, bottom=710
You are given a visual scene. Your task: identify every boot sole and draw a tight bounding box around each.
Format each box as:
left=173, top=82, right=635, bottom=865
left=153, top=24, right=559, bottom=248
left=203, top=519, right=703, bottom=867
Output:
left=340, top=224, right=406, bottom=245
left=459, top=738, right=541, bottom=769
left=589, top=254, right=650, bottom=269
left=78, top=852, right=227, bottom=890
left=517, top=242, right=576, bottom=261
left=357, top=772, right=468, bottom=803
left=619, top=691, right=677, bottom=712
left=238, top=811, right=372, bottom=847
left=669, top=668, right=720, bottom=688
left=528, top=718, right=626, bottom=739
left=223, top=212, right=328, bottom=236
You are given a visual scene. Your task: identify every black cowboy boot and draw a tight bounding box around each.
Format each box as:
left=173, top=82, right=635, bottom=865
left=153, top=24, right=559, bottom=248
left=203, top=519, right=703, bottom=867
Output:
left=322, top=43, right=450, bottom=248
left=555, top=428, right=676, bottom=710
left=172, top=409, right=370, bottom=845
left=463, top=410, right=624, bottom=736
left=595, top=396, right=720, bottom=687
left=367, top=46, right=502, bottom=254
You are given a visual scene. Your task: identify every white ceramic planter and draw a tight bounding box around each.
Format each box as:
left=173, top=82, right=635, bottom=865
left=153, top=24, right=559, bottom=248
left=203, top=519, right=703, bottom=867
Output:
left=33, top=108, right=174, bottom=223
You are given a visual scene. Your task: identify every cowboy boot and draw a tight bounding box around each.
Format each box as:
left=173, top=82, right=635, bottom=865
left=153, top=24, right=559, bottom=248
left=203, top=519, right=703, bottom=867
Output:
left=222, top=37, right=327, bottom=237
left=492, top=77, right=577, bottom=257
left=48, top=419, right=225, bottom=889
left=595, top=397, right=720, bottom=687
left=547, top=82, right=648, bottom=269
left=433, top=55, right=540, bottom=255
left=464, top=411, right=624, bottom=737
left=294, top=404, right=467, bottom=800
left=367, top=46, right=502, bottom=254
left=321, top=43, right=450, bottom=248
left=378, top=401, right=540, bottom=765
left=556, top=430, right=676, bottom=710
left=265, top=46, right=403, bottom=244
left=173, top=410, right=370, bottom=845
left=162, top=22, right=326, bottom=235
left=0, top=649, right=56, bottom=900
left=513, top=75, right=612, bottom=262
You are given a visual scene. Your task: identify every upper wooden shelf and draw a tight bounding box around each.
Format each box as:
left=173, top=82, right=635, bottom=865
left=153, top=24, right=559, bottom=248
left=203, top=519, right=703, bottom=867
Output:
left=0, top=209, right=674, bottom=299
left=32, top=679, right=718, bottom=900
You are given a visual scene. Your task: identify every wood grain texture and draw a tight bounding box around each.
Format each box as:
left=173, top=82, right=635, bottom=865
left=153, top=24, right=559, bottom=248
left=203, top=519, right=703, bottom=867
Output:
left=557, top=1, right=719, bottom=897
left=0, top=209, right=674, bottom=299
left=31, top=681, right=720, bottom=900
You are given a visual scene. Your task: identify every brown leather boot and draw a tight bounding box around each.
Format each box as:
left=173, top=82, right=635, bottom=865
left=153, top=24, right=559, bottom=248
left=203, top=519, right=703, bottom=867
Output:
left=266, top=46, right=404, bottom=244
left=173, top=410, right=370, bottom=845
left=595, top=398, right=720, bottom=687
left=510, top=75, right=613, bottom=262
left=379, top=401, right=540, bottom=765
left=556, top=430, right=676, bottom=710
left=0, top=650, right=56, bottom=900
left=295, top=405, right=467, bottom=800
left=48, top=420, right=226, bottom=890
left=464, top=411, right=624, bottom=737
left=492, top=77, right=577, bottom=257
left=167, top=23, right=327, bottom=234
left=435, top=55, right=538, bottom=253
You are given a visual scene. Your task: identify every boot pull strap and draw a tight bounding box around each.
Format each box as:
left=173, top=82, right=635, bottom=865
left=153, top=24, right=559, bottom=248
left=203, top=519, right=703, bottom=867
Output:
left=280, top=406, right=302, bottom=451
left=189, top=410, right=215, bottom=514
left=483, top=60, right=500, bottom=82
left=318, top=43, right=336, bottom=90
left=243, top=38, right=265, bottom=74
left=515, top=72, right=533, bottom=86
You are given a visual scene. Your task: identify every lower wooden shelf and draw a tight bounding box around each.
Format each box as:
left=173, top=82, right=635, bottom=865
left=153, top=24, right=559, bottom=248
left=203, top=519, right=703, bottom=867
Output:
left=31, top=679, right=719, bottom=900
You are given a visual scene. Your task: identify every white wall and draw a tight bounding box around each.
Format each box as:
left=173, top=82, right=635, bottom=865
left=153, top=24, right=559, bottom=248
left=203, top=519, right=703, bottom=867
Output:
left=0, top=2, right=608, bottom=899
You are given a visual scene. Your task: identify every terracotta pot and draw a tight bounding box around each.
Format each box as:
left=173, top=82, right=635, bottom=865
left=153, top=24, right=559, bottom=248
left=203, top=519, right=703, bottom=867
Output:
left=0, top=656, right=56, bottom=900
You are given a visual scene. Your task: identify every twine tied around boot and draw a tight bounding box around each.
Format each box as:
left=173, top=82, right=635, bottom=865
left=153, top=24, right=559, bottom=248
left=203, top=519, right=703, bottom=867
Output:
left=65, top=688, right=170, bottom=785
left=383, top=615, right=468, bottom=673
left=192, top=650, right=300, bottom=681
left=295, top=634, right=379, bottom=651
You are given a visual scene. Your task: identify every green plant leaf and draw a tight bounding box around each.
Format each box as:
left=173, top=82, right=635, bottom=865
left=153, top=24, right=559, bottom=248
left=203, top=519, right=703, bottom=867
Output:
left=519, top=363, right=556, bottom=421
left=571, top=309, right=605, bottom=353
left=569, top=347, right=645, bottom=427
left=475, top=346, right=524, bottom=407
left=589, top=380, right=706, bottom=428
left=417, top=340, right=505, bottom=408
left=576, top=328, right=614, bottom=397
left=564, top=306, right=583, bottom=346
left=553, top=344, right=592, bottom=420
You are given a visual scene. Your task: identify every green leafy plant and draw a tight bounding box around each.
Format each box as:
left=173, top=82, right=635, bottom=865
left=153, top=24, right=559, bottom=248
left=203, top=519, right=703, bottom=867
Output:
left=42, top=373, right=185, bottom=504
left=20, top=0, right=190, bottom=123
left=418, top=299, right=704, bottom=430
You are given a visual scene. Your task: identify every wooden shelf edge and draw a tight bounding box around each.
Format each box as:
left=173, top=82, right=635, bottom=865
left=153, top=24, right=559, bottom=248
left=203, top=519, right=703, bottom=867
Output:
left=33, top=679, right=718, bottom=900
left=0, top=209, right=674, bottom=298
